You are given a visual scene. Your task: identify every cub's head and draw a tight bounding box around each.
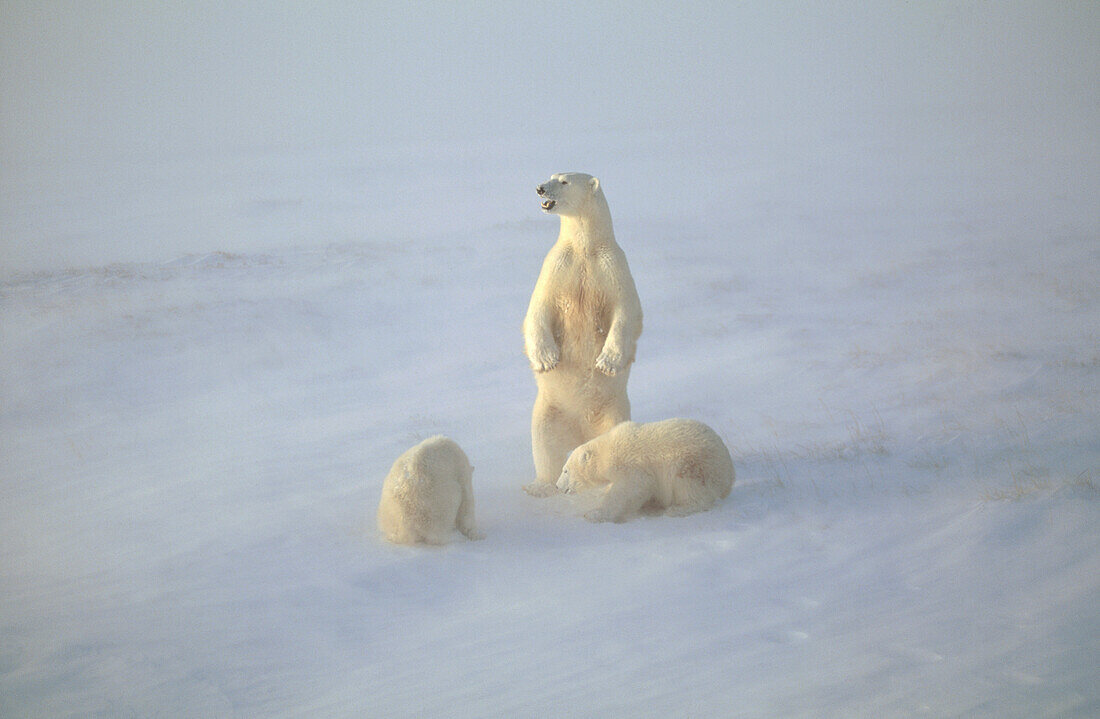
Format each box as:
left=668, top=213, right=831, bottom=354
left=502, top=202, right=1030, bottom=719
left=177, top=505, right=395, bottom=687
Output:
left=536, top=172, right=602, bottom=217
left=556, top=442, right=599, bottom=494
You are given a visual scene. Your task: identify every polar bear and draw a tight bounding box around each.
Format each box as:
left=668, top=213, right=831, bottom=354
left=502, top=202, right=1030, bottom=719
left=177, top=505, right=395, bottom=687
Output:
left=556, top=419, right=735, bottom=522
left=523, top=172, right=643, bottom=496
left=377, top=436, right=484, bottom=545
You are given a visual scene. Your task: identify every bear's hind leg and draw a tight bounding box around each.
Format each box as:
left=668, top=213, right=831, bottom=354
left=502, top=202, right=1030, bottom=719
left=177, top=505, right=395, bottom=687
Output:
left=456, top=473, right=484, bottom=540
left=527, top=396, right=584, bottom=496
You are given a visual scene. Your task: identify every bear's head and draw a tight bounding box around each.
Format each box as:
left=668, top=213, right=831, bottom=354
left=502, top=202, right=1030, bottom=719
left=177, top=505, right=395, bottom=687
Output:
left=556, top=443, right=598, bottom=494
left=536, top=172, right=602, bottom=217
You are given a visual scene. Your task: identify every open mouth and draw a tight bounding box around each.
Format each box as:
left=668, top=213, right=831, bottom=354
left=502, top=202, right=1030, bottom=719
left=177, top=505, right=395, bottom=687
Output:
left=541, top=199, right=556, bottom=211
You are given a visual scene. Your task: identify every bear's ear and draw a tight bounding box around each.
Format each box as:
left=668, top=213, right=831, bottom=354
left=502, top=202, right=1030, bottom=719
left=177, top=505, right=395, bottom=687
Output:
left=588, top=176, right=600, bottom=193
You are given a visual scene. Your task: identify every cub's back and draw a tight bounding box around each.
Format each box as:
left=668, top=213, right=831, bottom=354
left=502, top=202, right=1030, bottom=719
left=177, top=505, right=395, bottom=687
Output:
left=641, top=419, right=734, bottom=489
left=378, top=436, right=469, bottom=543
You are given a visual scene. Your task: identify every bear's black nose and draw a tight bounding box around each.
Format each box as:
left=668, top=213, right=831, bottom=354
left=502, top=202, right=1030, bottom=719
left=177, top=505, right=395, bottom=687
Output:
left=536, top=185, right=546, bottom=196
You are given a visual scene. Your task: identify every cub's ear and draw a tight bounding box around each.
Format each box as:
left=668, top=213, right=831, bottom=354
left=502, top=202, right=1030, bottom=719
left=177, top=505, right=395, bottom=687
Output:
left=588, top=176, right=600, bottom=193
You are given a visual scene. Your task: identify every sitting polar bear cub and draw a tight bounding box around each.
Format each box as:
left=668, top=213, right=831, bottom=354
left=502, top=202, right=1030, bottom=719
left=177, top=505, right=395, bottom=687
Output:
left=556, top=419, right=735, bottom=523
left=377, top=436, right=484, bottom=545
left=524, top=172, right=643, bottom=497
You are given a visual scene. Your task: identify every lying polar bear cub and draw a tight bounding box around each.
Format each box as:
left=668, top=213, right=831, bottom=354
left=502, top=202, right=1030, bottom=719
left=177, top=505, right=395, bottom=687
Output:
left=556, top=419, right=735, bottom=523
left=377, top=436, right=484, bottom=545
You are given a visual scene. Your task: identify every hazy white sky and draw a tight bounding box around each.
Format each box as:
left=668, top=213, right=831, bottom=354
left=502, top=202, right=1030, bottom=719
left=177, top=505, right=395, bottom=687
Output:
left=3, top=2, right=1096, bottom=163
left=1, top=2, right=1096, bottom=271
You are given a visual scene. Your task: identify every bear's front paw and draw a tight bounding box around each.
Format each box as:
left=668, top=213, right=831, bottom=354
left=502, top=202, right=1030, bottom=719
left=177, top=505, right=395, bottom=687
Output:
left=595, top=349, right=624, bottom=376
left=462, top=528, right=486, bottom=541
left=528, top=344, right=560, bottom=373
left=523, top=480, right=559, bottom=498
left=584, top=507, right=613, bottom=523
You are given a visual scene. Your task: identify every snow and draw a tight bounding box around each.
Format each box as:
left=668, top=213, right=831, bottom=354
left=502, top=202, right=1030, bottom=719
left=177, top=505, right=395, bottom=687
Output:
left=2, top=3, right=1099, bottom=718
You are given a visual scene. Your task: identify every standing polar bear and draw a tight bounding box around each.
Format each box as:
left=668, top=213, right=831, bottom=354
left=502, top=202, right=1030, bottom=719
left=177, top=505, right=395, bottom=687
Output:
left=377, top=436, right=483, bottom=545
left=556, top=419, right=735, bottom=523
left=523, top=172, right=643, bottom=496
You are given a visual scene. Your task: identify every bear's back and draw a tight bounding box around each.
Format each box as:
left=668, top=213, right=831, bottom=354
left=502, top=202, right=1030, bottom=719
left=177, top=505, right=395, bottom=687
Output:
left=640, top=419, right=735, bottom=500
left=378, top=436, right=469, bottom=544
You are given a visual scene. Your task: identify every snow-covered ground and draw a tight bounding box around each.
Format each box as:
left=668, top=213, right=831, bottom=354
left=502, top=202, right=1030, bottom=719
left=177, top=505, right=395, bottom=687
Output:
left=2, top=3, right=1098, bottom=718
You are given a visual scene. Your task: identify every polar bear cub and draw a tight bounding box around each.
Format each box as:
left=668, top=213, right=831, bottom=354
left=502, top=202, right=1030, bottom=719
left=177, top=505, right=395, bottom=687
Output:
left=523, top=172, right=643, bottom=496
left=556, top=419, right=735, bottom=523
left=377, top=436, right=484, bottom=545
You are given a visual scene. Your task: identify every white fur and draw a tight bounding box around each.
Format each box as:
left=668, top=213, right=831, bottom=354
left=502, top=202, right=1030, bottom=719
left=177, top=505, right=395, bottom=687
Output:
left=377, top=436, right=483, bottom=545
left=556, top=419, right=735, bottom=522
left=523, top=172, right=643, bottom=496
